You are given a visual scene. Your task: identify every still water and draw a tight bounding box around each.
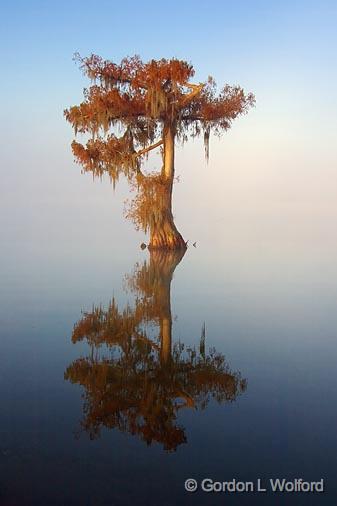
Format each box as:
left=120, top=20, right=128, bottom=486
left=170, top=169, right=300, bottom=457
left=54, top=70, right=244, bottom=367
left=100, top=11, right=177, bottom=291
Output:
left=1, top=230, right=337, bottom=505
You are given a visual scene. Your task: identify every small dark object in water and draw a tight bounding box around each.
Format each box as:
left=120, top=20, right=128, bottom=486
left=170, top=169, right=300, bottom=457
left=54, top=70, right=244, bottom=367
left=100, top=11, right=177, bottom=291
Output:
left=193, top=242, right=197, bottom=248
left=140, top=243, right=147, bottom=250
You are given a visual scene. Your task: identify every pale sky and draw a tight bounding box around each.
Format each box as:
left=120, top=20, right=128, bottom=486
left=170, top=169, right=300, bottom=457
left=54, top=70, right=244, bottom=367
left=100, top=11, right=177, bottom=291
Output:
left=1, top=0, right=337, bottom=265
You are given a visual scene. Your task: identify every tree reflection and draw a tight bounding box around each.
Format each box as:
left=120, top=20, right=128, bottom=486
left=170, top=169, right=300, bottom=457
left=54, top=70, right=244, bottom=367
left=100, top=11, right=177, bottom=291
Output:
left=65, top=251, right=247, bottom=451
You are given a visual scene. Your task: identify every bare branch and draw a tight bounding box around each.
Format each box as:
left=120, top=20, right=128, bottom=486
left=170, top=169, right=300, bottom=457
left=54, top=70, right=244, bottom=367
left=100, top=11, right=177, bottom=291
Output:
left=134, top=139, right=163, bottom=158
left=181, top=83, right=204, bottom=105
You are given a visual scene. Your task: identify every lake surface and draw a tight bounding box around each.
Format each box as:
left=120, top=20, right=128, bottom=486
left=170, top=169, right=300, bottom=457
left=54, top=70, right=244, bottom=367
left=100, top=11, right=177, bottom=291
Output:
left=1, top=221, right=337, bottom=506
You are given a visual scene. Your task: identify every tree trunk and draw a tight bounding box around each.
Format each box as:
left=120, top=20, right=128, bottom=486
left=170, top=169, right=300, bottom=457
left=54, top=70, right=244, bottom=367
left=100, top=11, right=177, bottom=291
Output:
left=148, top=124, right=186, bottom=250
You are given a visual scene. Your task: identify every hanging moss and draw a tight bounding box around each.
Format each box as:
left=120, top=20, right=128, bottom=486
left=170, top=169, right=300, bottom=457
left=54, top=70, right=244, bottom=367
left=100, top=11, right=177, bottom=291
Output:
left=124, top=174, right=171, bottom=233
left=204, top=127, right=210, bottom=163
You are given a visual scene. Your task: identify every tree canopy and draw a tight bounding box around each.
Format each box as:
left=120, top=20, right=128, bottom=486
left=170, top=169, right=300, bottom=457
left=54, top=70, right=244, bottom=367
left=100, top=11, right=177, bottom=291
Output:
left=64, top=55, right=255, bottom=248
left=65, top=54, right=254, bottom=177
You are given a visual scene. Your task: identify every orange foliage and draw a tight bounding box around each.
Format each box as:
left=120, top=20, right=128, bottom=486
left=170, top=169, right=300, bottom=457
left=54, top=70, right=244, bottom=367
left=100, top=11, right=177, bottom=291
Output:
left=64, top=54, right=255, bottom=236
left=65, top=53, right=254, bottom=175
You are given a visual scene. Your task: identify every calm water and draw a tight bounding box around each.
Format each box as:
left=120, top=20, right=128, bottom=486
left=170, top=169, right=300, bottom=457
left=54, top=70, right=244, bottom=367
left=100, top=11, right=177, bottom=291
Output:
left=1, top=228, right=337, bottom=505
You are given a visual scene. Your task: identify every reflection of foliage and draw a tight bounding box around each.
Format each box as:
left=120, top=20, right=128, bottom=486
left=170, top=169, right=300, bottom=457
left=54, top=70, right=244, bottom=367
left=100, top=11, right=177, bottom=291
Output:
left=65, top=343, right=246, bottom=451
left=65, top=251, right=247, bottom=451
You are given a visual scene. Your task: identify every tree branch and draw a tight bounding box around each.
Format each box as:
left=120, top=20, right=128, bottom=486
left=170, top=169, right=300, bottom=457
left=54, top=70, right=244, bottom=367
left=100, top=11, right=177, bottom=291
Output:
left=108, top=76, right=148, bottom=90
left=181, top=83, right=204, bottom=105
left=180, top=115, right=204, bottom=121
left=134, top=139, right=163, bottom=158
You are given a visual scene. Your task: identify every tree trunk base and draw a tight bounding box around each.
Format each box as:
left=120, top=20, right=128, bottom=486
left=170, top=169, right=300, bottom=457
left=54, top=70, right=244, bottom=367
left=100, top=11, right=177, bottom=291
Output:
left=148, top=237, right=187, bottom=250
left=149, top=221, right=186, bottom=251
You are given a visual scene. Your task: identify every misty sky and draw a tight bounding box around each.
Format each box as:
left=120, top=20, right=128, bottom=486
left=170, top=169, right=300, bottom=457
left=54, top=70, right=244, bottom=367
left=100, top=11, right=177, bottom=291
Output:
left=1, top=0, right=337, bottom=265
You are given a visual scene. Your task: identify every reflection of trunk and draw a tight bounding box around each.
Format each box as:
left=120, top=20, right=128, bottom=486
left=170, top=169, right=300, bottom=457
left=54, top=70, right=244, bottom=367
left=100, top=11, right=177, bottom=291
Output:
left=160, top=317, right=172, bottom=364
left=148, top=125, right=186, bottom=250
left=149, top=250, right=185, bottom=363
